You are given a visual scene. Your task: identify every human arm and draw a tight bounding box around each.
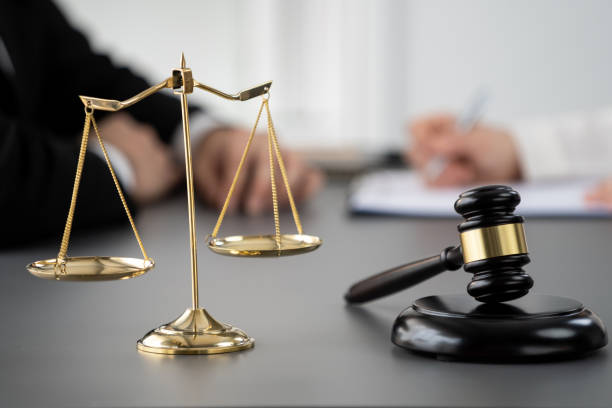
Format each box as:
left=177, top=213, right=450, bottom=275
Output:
left=407, top=107, right=612, bottom=185
left=0, top=113, right=130, bottom=246
left=509, top=107, right=612, bottom=180
left=38, top=0, right=184, bottom=144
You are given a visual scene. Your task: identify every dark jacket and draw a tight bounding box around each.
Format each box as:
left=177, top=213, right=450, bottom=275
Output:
left=0, top=0, right=191, bottom=247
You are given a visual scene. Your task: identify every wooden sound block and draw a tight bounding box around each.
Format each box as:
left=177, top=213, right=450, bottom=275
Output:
left=392, top=294, right=607, bottom=362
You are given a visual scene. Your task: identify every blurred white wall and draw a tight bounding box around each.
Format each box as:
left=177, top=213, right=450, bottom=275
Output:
left=407, top=0, right=612, bottom=129
left=55, top=0, right=612, bottom=152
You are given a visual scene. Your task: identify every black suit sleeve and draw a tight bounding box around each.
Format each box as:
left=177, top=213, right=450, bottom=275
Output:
left=39, top=0, right=188, bottom=144
left=0, top=112, right=132, bottom=247
left=0, top=0, right=205, bottom=247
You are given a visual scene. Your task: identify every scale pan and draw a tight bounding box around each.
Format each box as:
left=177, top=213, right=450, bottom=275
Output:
left=208, top=234, right=321, bottom=257
left=26, top=256, right=154, bottom=281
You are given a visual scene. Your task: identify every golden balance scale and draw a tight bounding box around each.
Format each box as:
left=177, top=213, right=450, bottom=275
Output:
left=26, top=54, right=321, bottom=355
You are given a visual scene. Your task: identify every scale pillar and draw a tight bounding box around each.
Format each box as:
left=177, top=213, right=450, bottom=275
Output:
left=136, top=54, right=254, bottom=355
left=175, top=53, right=199, bottom=309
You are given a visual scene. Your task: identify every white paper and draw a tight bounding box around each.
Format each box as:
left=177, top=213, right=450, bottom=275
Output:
left=349, top=170, right=612, bottom=217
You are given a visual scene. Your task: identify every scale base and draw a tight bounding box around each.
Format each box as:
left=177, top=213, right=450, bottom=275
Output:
left=392, top=294, right=607, bottom=362
left=137, top=308, right=254, bottom=355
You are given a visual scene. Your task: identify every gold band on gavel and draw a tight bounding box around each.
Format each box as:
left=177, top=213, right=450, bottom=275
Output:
left=460, top=223, right=528, bottom=263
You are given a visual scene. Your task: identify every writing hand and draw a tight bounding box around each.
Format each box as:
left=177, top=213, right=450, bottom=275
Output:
left=407, top=113, right=521, bottom=186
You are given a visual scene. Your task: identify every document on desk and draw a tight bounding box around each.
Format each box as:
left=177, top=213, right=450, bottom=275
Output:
left=349, top=170, right=612, bottom=217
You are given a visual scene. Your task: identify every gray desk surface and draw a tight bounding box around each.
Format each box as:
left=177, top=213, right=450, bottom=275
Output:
left=1, top=182, right=612, bottom=408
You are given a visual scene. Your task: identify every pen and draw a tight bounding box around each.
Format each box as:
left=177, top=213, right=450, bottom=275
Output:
left=425, top=90, right=489, bottom=181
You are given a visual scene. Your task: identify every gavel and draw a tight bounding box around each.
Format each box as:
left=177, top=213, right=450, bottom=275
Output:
left=345, top=185, right=534, bottom=304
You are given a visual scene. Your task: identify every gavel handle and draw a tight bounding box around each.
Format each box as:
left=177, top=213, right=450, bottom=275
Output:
left=344, top=246, right=463, bottom=304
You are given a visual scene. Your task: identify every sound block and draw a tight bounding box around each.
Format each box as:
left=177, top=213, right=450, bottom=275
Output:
left=392, top=294, right=607, bottom=362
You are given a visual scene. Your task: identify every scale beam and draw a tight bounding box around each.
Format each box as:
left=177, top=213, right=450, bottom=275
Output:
left=79, top=79, right=272, bottom=112
left=194, top=80, right=272, bottom=101
left=79, top=78, right=172, bottom=111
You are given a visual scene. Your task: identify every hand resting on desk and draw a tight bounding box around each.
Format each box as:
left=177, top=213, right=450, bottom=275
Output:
left=193, top=128, right=324, bottom=215
left=97, top=115, right=324, bottom=213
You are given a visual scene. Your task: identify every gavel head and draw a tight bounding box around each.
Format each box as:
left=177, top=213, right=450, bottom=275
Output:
left=455, top=185, right=534, bottom=303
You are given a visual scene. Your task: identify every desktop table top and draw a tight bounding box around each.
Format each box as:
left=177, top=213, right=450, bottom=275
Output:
left=1, top=182, right=611, bottom=408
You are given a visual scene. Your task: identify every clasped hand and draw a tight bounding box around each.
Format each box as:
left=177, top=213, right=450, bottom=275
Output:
left=96, top=113, right=323, bottom=212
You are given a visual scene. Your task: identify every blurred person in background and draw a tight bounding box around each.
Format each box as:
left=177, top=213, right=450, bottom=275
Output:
left=0, top=0, right=322, bottom=247
left=407, top=109, right=612, bottom=208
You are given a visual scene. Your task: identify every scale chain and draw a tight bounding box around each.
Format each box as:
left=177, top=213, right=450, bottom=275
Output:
left=55, top=108, right=149, bottom=274
left=267, top=109, right=282, bottom=248
left=91, top=115, right=149, bottom=261
left=56, top=109, right=92, bottom=272
left=210, top=96, right=304, bottom=245
left=264, top=100, right=303, bottom=235
left=210, top=99, right=265, bottom=238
